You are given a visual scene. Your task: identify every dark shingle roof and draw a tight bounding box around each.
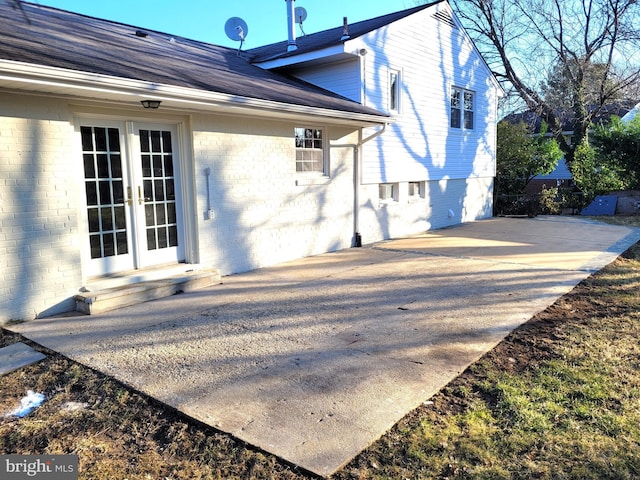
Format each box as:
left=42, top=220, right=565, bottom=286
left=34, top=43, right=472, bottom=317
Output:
left=0, top=1, right=386, bottom=117
left=503, top=103, right=634, bottom=133
left=247, top=1, right=443, bottom=63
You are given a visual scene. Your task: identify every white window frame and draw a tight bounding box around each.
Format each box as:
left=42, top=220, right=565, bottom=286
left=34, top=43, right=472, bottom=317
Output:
left=379, top=183, right=398, bottom=204
left=389, top=69, right=401, bottom=114
left=295, top=127, right=327, bottom=175
left=408, top=181, right=425, bottom=200
left=450, top=86, right=474, bottom=130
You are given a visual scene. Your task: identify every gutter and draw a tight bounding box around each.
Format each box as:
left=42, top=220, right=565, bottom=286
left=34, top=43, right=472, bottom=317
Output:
left=0, top=60, right=388, bottom=126
left=330, top=122, right=388, bottom=247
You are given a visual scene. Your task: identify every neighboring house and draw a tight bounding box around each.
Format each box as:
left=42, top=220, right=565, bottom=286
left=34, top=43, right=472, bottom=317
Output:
left=621, top=102, right=640, bottom=123
left=503, top=104, right=632, bottom=193
left=0, top=0, right=501, bottom=322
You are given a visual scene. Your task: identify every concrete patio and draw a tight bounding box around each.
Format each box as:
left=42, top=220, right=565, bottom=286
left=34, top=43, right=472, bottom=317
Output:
left=9, top=216, right=640, bottom=477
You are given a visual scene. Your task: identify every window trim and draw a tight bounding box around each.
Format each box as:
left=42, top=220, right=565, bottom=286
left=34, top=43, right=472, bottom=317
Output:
left=450, top=86, right=474, bottom=130
left=379, top=182, right=398, bottom=204
left=408, top=181, right=425, bottom=200
left=295, top=126, right=327, bottom=176
left=389, top=69, right=401, bottom=114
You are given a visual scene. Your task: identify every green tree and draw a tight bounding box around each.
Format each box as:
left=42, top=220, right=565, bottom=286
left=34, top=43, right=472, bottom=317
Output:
left=591, top=115, right=640, bottom=189
left=570, top=139, right=626, bottom=204
left=496, top=121, right=562, bottom=196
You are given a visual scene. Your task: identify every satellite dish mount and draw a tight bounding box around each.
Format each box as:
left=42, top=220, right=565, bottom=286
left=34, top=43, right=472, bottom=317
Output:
left=224, top=17, right=249, bottom=55
left=295, top=6, right=307, bottom=36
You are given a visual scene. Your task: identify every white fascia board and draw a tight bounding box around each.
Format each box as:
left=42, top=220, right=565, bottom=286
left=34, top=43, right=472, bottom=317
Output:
left=0, top=59, right=388, bottom=126
left=252, top=44, right=353, bottom=70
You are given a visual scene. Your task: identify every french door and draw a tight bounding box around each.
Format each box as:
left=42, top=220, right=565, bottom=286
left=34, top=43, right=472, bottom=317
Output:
left=80, top=120, right=185, bottom=277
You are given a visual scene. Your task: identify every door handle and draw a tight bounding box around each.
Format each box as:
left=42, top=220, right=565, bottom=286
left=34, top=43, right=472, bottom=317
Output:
left=138, top=186, right=144, bottom=205
left=127, top=186, right=133, bottom=206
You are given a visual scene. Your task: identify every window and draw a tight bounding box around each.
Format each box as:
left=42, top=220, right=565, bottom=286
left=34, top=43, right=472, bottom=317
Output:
left=450, top=87, right=474, bottom=130
left=408, top=181, right=423, bottom=199
left=379, top=183, right=397, bottom=202
left=295, top=127, right=325, bottom=173
left=463, top=91, right=474, bottom=129
left=389, top=70, right=400, bottom=113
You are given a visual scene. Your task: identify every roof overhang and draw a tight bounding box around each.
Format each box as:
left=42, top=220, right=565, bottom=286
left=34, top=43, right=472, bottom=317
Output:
left=252, top=44, right=355, bottom=70
left=0, top=59, right=389, bottom=127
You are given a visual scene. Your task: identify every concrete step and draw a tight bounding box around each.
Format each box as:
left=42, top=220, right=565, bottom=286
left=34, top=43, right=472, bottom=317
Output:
left=75, top=269, right=221, bottom=315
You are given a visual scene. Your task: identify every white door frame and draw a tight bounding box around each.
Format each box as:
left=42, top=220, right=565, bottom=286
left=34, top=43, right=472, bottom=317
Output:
left=75, top=116, right=196, bottom=279
left=127, top=121, right=185, bottom=268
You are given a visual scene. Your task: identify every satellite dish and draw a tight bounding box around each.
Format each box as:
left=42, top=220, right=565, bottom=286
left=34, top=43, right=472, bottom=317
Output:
left=294, top=6, right=308, bottom=36
left=294, top=6, right=307, bottom=24
left=224, top=17, right=249, bottom=42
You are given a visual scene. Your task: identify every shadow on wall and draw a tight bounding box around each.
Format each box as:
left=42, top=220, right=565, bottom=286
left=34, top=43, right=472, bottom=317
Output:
left=3, top=8, right=499, bottom=319
left=2, top=115, right=80, bottom=321
left=359, top=11, right=496, bottom=237
left=197, top=123, right=355, bottom=276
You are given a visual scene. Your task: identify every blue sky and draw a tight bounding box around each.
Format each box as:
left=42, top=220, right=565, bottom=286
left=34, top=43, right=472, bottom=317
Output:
left=33, top=1, right=419, bottom=48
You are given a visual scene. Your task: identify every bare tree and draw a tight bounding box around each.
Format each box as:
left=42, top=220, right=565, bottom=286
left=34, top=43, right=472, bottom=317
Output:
left=448, top=0, right=640, bottom=164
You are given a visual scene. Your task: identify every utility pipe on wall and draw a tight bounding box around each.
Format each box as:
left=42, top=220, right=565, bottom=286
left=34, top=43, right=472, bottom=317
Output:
left=330, top=123, right=387, bottom=247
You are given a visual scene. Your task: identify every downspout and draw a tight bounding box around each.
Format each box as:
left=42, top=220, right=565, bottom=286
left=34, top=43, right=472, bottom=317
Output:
left=330, top=122, right=387, bottom=247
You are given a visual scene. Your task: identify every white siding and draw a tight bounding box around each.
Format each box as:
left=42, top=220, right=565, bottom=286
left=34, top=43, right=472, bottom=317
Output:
left=278, top=4, right=499, bottom=244
left=286, top=59, right=362, bottom=102
left=353, top=6, right=498, bottom=185
left=0, top=4, right=500, bottom=322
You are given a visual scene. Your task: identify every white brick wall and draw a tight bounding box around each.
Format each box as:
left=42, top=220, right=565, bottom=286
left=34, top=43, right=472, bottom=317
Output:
left=193, top=115, right=358, bottom=275
left=191, top=113, right=493, bottom=274
left=0, top=94, right=82, bottom=322
left=268, top=5, right=499, bottom=247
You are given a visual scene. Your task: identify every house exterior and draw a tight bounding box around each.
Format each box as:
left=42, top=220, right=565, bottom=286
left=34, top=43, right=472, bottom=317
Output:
left=0, top=1, right=500, bottom=322
left=250, top=1, right=500, bottom=237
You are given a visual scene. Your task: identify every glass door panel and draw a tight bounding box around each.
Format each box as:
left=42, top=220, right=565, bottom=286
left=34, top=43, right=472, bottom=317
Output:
left=81, top=125, right=134, bottom=275
left=80, top=122, right=184, bottom=277
left=134, top=126, right=184, bottom=267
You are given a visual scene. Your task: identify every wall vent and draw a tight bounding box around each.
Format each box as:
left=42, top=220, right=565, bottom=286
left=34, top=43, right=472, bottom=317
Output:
left=432, top=10, right=457, bottom=29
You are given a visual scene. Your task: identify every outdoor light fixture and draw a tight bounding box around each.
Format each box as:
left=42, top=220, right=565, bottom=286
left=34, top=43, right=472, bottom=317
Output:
left=140, top=100, right=161, bottom=109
